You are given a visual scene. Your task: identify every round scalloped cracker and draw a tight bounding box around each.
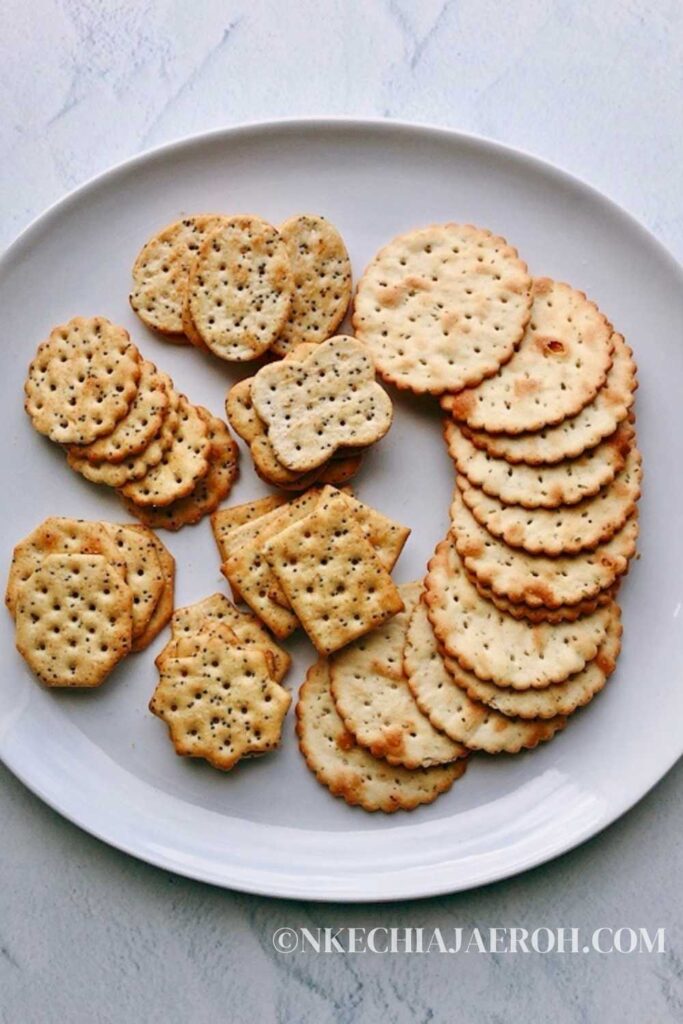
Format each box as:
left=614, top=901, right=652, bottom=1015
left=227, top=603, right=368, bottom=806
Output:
left=271, top=214, right=352, bottom=357
left=424, top=535, right=610, bottom=688
left=251, top=336, right=393, bottom=472
left=404, top=599, right=566, bottom=752
left=103, top=524, right=165, bottom=640
left=5, top=516, right=125, bottom=617
left=187, top=215, right=293, bottom=361
left=297, top=660, right=467, bottom=813
left=25, top=317, right=141, bottom=445
left=444, top=418, right=633, bottom=509
left=443, top=278, right=614, bottom=433
left=150, top=636, right=291, bottom=770
left=468, top=570, right=618, bottom=623
left=129, top=526, right=175, bottom=653
left=451, top=485, right=639, bottom=608
left=352, top=223, right=532, bottom=395
left=14, top=553, right=132, bottom=688
left=458, top=444, right=642, bottom=555
left=121, top=407, right=238, bottom=530
left=461, top=334, right=637, bottom=465
left=129, top=214, right=228, bottom=336
left=329, top=582, right=466, bottom=768
left=119, top=396, right=211, bottom=508
left=67, top=385, right=180, bottom=487
left=72, top=360, right=169, bottom=464
left=450, top=602, right=622, bottom=720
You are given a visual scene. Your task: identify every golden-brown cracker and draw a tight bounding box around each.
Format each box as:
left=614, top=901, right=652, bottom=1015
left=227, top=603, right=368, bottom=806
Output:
left=129, top=526, right=175, bottom=653
left=271, top=214, right=352, bottom=357
left=25, top=317, right=141, bottom=445
left=297, top=660, right=467, bottom=812
left=404, top=598, right=566, bottom=752
left=443, top=278, right=614, bottom=433
left=211, top=495, right=288, bottom=561
left=250, top=336, right=393, bottom=472
left=352, top=223, right=532, bottom=395
left=14, top=553, right=132, bottom=687
left=186, top=215, right=293, bottom=361
left=424, top=535, right=611, bottom=688
left=104, top=524, right=165, bottom=640
left=467, top=570, right=617, bottom=623
left=150, top=636, right=291, bottom=770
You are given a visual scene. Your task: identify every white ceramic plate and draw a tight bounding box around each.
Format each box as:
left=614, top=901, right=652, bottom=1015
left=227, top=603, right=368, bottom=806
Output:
left=1, top=119, right=682, bottom=902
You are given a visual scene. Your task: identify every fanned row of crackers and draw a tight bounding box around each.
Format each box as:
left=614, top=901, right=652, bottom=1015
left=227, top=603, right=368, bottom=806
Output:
left=24, top=316, right=239, bottom=530
left=6, top=517, right=174, bottom=686
left=130, top=213, right=352, bottom=361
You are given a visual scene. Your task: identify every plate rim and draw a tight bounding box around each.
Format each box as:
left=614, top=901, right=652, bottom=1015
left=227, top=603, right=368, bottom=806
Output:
left=1, top=116, right=681, bottom=902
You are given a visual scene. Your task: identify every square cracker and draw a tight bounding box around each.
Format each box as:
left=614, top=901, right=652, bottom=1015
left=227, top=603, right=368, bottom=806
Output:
left=211, top=495, right=288, bottom=561
left=263, top=488, right=404, bottom=654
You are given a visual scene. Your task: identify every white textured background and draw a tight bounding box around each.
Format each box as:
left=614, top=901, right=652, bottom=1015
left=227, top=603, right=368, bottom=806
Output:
left=2, top=2, right=683, bottom=1021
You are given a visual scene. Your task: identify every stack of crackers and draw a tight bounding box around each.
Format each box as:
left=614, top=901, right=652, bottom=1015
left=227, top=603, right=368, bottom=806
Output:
left=211, top=487, right=410, bottom=653
left=6, top=517, right=174, bottom=686
left=226, top=335, right=392, bottom=488
left=130, top=213, right=352, bottom=360
left=24, top=316, right=239, bottom=530
left=150, top=594, right=291, bottom=770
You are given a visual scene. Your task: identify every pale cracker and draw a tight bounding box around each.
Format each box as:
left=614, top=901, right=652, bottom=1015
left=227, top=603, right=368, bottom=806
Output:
left=352, top=223, right=532, bottom=395
left=271, top=214, right=352, bottom=357
left=451, top=485, right=639, bottom=608
left=451, top=602, right=622, bottom=720
left=6, top=516, right=124, bottom=617
left=129, top=527, right=175, bottom=653
left=171, top=592, right=290, bottom=683
left=468, top=571, right=617, bottom=623
left=104, top=524, right=165, bottom=640
left=263, top=489, right=404, bottom=655
left=150, top=636, right=291, bottom=770
left=424, top=535, right=611, bottom=688
left=329, top=582, right=465, bottom=766
left=404, top=598, right=566, bottom=753
left=297, top=660, right=467, bottom=813
left=187, top=215, right=293, bottom=361
left=444, top=418, right=633, bottom=508
left=25, top=317, right=141, bottom=444
left=72, top=359, right=169, bottom=464
left=211, top=496, right=288, bottom=561
left=443, top=278, right=614, bottom=433
left=250, top=336, right=393, bottom=472
left=122, top=407, right=238, bottom=530
left=14, top=553, right=132, bottom=688
left=129, top=214, right=228, bottom=336
left=461, top=334, right=637, bottom=464
left=120, top=396, right=211, bottom=507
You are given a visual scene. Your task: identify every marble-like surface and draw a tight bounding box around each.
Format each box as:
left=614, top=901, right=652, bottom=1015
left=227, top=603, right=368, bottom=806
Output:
left=2, top=1, right=683, bottom=1020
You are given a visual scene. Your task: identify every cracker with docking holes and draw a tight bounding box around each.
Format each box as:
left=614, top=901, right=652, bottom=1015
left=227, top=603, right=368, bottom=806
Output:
left=171, top=593, right=290, bottom=683
left=25, top=317, right=141, bottom=445
left=424, top=535, right=611, bottom=688
left=444, top=418, right=634, bottom=509
left=14, top=553, right=132, bottom=687
left=211, top=496, right=289, bottom=561
left=352, top=223, right=532, bottom=395
left=130, top=214, right=228, bottom=337
left=468, top=571, right=618, bottom=623
left=443, top=278, right=614, bottom=433
left=462, top=334, right=637, bottom=465
left=250, top=336, right=393, bottom=472
left=155, top=620, right=241, bottom=671
left=329, top=582, right=465, bottom=767
left=150, top=636, right=291, bottom=770
left=5, top=516, right=124, bottom=617
left=458, top=444, right=642, bottom=555
left=122, top=407, right=238, bottom=530
left=272, top=214, right=352, bottom=357
left=448, top=602, right=622, bottom=720
left=129, top=526, right=175, bottom=653
left=404, top=598, right=567, bottom=752
left=264, top=489, right=404, bottom=655
left=104, top=524, right=165, bottom=640
left=72, top=359, right=170, bottom=464
left=297, top=661, right=467, bottom=812
left=186, top=215, right=293, bottom=361
left=451, top=485, right=639, bottom=608
left=120, top=396, right=211, bottom=507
